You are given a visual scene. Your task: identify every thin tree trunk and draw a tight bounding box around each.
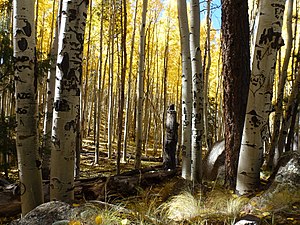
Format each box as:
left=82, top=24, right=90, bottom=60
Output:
left=123, top=0, right=138, bottom=163
left=267, top=0, right=294, bottom=169
left=190, top=0, right=204, bottom=183
left=278, top=67, right=300, bottom=154
left=95, top=5, right=106, bottom=164
left=13, top=0, right=44, bottom=215
left=177, top=0, right=192, bottom=180
left=135, top=0, right=148, bottom=169
left=42, top=0, right=62, bottom=180
left=116, top=0, right=127, bottom=175
left=161, top=19, right=170, bottom=160
left=203, top=0, right=211, bottom=150
left=107, top=1, right=116, bottom=159
left=81, top=0, right=93, bottom=139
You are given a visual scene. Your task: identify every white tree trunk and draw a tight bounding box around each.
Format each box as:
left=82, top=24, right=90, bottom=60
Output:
left=177, top=0, right=192, bottom=180
left=13, top=0, right=43, bottom=215
left=50, top=0, right=88, bottom=201
left=135, top=0, right=148, bottom=169
left=107, top=2, right=115, bottom=159
left=123, top=0, right=138, bottom=163
left=236, top=0, right=286, bottom=195
left=190, top=0, right=203, bottom=183
left=267, top=0, right=294, bottom=168
left=42, top=0, right=62, bottom=180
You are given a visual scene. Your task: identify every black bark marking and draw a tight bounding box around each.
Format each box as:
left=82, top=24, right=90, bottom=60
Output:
left=14, top=56, right=29, bottom=62
left=57, top=52, right=69, bottom=78
left=16, top=92, right=31, bottom=99
left=18, top=38, right=28, bottom=51
left=52, top=136, right=61, bottom=149
left=64, top=120, right=76, bottom=132
left=35, top=160, right=42, bottom=168
left=248, top=110, right=262, bottom=128
left=69, top=9, right=77, bottom=22
left=16, top=108, right=27, bottom=114
left=54, top=99, right=70, bottom=112
left=271, top=3, right=285, bottom=20
left=22, top=19, right=32, bottom=37
left=250, top=73, right=265, bottom=94
left=259, top=28, right=283, bottom=50
left=60, top=68, right=80, bottom=94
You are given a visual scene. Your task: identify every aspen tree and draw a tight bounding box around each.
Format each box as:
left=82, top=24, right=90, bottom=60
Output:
left=42, top=0, right=62, bottom=180
left=50, top=0, right=88, bottom=201
left=13, top=0, right=43, bottom=215
left=177, top=0, right=192, bottom=180
left=123, top=0, right=138, bottom=163
left=95, top=0, right=104, bottom=165
left=135, top=0, right=148, bottom=169
left=236, top=0, right=286, bottom=195
left=267, top=0, right=294, bottom=169
left=116, top=0, right=127, bottom=174
left=107, top=0, right=115, bottom=159
left=190, top=0, right=204, bottom=183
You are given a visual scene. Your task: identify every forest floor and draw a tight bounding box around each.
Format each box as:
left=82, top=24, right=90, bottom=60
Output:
left=1, top=137, right=300, bottom=224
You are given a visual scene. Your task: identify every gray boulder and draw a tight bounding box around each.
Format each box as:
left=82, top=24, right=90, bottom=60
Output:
left=11, top=201, right=72, bottom=225
left=203, top=139, right=225, bottom=182
left=248, top=152, right=300, bottom=212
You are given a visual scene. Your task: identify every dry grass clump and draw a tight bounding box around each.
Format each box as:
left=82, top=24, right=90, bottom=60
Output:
left=160, top=191, right=202, bottom=221
left=159, top=188, right=249, bottom=224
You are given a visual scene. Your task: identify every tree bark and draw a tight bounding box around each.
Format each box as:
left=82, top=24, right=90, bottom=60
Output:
left=221, top=0, right=250, bottom=189
left=190, top=0, right=204, bottom=183
left=13, top=0, right=44, bottom=215
left=123, top=0, right=139, bottom=163
left=42, top=0, right=62, bottom=180
left=236, top=0, right=285, bottom=195
left=267, top=0, right=294, bottom=169
left=177, top=0, right=192, bottom=180
left=163, top=105, right=178, bottom=170
left=50, top=0, right=88, bottom=202
left=135, top=0, right=148, bottom=169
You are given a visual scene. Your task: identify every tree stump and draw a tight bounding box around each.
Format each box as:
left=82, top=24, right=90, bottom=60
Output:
left=163, top=104, right=179, bottom=170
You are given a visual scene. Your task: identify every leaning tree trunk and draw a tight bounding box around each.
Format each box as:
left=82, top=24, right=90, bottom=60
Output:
left=236, top=0, right=286, bottom=195
left=267, top=0, right=294, bottom=169
left=50, top=0, right=88, bottom=202
left=222, top=0, right=250, bottom=189
left=277, top=69, right=300, bottom=154
left=177, top=0, right=193, bottom=180
left=13, top=0, right=44, bottom=215
left=135, top=0, right=148, bottom=169
left=190, top=0, right=204, bottom=183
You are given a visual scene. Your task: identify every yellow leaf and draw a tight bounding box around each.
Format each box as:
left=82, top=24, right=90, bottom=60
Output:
left=95, top=215, right=103, bottom=225
left=72, top=203, right=80, bottom=207
left=262, top=212, right=270, bottom=217
left=287, top=218, right=294, bottom=220
left=69, top=221, right=81, bottom=225
left=121, top=218, right=129, bottom=225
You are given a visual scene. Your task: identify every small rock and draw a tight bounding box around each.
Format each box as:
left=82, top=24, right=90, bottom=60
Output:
left=235, top=214, right=260, bottom=225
